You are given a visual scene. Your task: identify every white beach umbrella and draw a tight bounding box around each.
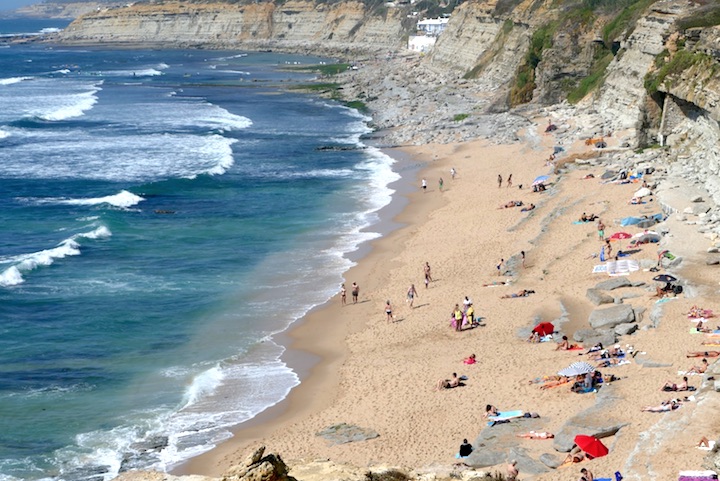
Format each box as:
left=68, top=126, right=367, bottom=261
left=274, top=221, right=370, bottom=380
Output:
left=558, top=361, right=595, bottom=377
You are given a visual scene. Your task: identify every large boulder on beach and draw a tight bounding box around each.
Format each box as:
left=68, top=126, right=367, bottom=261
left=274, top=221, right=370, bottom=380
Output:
left=614, top=323, right=638, bottom=336
left=223, top=447, right=295, bottom=481
left=316, top=424, right=379, bottom=445
left=539, top=453, right=563, bottom=469
left=594, top=277, right=632, bottom=291
left=586, top=288, right=614, bottom=305
left=589, top=304, right=635, bottom=329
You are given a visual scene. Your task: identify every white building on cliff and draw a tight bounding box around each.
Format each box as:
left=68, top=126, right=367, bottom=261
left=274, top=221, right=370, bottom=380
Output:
left=408, top=16, right=449, bottom=53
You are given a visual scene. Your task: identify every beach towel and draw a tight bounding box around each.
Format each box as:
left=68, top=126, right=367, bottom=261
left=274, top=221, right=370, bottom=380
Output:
left=487, top=410, right=524, bottom=425
left=606, top=259, right=639, bottom=276
left=697, top=441, right=717, bottom=451
left=678, top=470, right=718, bottom=481
left=593, top=264, right=608, bottom=273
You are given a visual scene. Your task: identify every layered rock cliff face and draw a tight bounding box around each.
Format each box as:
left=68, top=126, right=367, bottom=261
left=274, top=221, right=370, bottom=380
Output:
left=57, top=1, right=409, bottom=52
left=51, top=0, right=720, bottom=202
left=14, top=1, right=124, bottom=20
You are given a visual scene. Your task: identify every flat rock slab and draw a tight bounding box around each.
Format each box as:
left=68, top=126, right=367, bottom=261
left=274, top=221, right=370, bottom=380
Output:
left=316, top=424, right=379, bottom=445
left=553, top=385, right=628, bottom=452
left=589, top=304, right=635, bottom=329
left=587, top=288, right=614, bottom=305
left=595, top=278, right=632, bottom=291
left=615, top=322, right=638, bottom=336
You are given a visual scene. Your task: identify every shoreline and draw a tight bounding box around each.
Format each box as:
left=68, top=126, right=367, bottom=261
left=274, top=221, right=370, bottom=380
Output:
left=176, top=144, right=447, bottom=476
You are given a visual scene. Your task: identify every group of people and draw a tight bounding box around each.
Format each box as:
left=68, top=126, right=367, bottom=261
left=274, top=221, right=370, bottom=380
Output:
left=339, top=282, right=360, bottom=306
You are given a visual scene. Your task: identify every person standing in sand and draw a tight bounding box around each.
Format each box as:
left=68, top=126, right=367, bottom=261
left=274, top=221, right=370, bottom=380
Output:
left=385, top=300, right=394, bottom=322
left=498, top=174, right=503, bottom=188
left=497, top=258, right=505, bottom=276
left=450, top=167, right=457, bottom=180
left=340, top=284, right=346, bottom=306
left=507, top=173, right=513, bottom=188
left=439, top=177, right=444, bottom=191
left=407, top=284, right=419, bottom=308
left=424, top=262, right=433, bottom=284
left=521, top=250, right=526, bottom=268
left=597, top=219, right=605, bottom=241
left=351, top=282, right=359, bottom=304
left=453, top=304, right=463, bottom=331
left=506, top=460, right=518, bottom=481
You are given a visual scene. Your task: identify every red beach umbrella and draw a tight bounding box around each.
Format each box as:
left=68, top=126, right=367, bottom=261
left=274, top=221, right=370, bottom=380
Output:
left=532, top=322, right=555, bottom=336
left=609, top=232, right=632, bottom=241
left=574, top=434, right=609, bottom=459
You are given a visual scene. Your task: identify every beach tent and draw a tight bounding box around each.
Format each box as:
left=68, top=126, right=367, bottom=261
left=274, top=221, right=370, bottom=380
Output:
left=532, top=322, right=555, bottom=336
left=558, top=361, right=595, bottom=377
left=620, top=213, right=663, bottom=227
left=635, top=218, right=657, bottom=229
left=634, top=232, right=661, bottom=244
left=633, top=187, right=652, bottom=198
left=574, top=434, right=609, bottom=458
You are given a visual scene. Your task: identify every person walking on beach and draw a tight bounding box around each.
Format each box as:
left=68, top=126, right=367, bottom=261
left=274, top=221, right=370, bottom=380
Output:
left=351, top=282, right=359, bottom=304
left=421, top=178, right=427, bottom=192
left=340, top=284, right=347, bottom=306
left=497, top=258, right=505, bottom=276
left=597, top=219, right=605, bottom=241
left=521, top=250, right=526, bottom=268
left=424, top=262, right=433, bottom=284
left=385, top=300, right=394, bottom=322
left=407, top=284, right=419, bottom=308
left=498, top=174, right=503, bottom=188
left=450, top=167, right=457, bottom=180
left=507, top=173, right=513, bottom=188
left=439, top=177, right=444, bottom=191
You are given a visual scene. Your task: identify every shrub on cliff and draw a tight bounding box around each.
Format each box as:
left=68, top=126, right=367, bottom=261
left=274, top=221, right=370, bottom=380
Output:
left=676, top=3, right=720, bottom=30
left=644, top=49, right=717, bottom=94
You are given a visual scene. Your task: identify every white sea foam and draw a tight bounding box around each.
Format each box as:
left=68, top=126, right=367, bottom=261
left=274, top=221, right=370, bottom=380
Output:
left=0, top=226, right=111, bottom=287
left=37, top=88, right=99, bottom=121
left=53, top=69, right=71, bottom=74
left=0, top=76, right=32, bottom=85
left=179, top=365, right=225, bottom=409
left=50, top=190, right=145, bottom=208
left=0, top=129, right=9, bottom=139
left=39, top=27, right=63, bottom=34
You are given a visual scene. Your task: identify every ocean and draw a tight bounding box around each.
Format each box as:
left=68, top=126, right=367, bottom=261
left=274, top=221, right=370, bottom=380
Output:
left=0, top=19, right=400, bottom=481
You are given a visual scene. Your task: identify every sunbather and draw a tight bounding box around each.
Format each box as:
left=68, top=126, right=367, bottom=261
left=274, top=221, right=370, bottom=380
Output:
left=563, top=446, right=585, bottom=464
left=436, top=373, right=461, bottom=390
left=463, top=354, right=477, bottom=365
left=642, top=400, right=681, bottom=412
left=687, top=351, right=720, bottom=358
left=521, top=203, right=536, bottom=212
left=555, top=335, right=578, bottom=351
left=501, top=289, right=535, bottom=299
left=483, top=404, right=499, bottom=418
left=687, top=358, right=709, bottom=374
left=499, top=200, right=523, bottom=209
left=539, top=376, right=570, bottom=390
left=516, top=431, right=554, bottom=439
left=662, top=376, right=689, bottom=392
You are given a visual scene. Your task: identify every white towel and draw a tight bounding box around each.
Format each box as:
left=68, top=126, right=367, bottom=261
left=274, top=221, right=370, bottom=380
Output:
left=697, top=440, right=716, bottom=451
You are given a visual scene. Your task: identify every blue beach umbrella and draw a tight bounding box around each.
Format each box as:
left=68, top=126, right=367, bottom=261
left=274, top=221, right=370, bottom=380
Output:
left=533, top=175, right=550, bottom=186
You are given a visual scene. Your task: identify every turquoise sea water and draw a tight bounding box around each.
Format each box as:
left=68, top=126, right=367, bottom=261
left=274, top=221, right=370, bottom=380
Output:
left=0, top=19, right=399, bottom=481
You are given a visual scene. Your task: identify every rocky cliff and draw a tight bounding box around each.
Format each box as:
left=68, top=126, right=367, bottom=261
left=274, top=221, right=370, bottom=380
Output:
left=57, top=0, right=410, bottom=53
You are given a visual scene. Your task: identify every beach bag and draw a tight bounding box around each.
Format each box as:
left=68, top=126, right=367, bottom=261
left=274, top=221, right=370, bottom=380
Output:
left=674, top=285, right=684, bottom=295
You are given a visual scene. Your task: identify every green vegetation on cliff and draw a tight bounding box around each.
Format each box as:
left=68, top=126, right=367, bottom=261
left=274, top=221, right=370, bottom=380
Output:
left=509, top=22, right=555, bottom=106
left=644, top=49, right=717, bottom=94
left=676, top=3, right=720, bottom=30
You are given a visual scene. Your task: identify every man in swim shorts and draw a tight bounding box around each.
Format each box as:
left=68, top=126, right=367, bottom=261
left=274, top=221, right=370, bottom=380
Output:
left=351, top=282, right=359, bottom=304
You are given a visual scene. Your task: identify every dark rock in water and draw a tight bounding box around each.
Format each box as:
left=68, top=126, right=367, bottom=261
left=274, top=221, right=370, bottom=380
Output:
left=539, top=452, right=562, bottom=469
left=316, top=423, right=379, bottom=445
left=60, top=465, right=110, bottom=481
left=589, top=304, right=635, bottom=329
left=120, top=436, right=169, bottom=472
left=129, top=435, right=169, bottom=453
left=315, top=145, right=365, bottom=151
left=594, top=277, right=632, bottom=290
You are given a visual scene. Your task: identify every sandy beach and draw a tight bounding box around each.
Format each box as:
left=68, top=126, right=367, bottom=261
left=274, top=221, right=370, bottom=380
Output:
left=177, top=94, right=720, bottom=481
